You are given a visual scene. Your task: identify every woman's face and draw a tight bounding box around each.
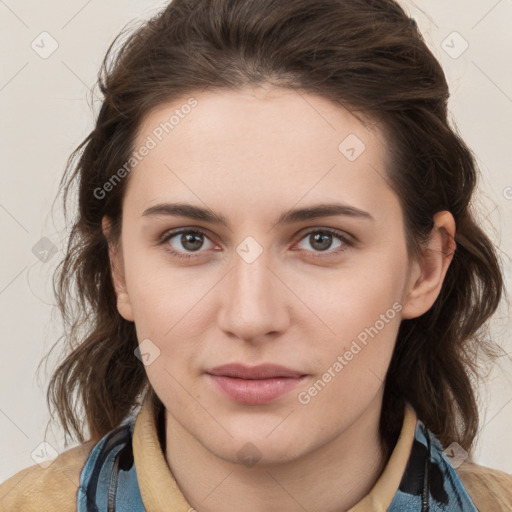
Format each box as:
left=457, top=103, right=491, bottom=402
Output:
left=107, top=85, right=433, bottom=465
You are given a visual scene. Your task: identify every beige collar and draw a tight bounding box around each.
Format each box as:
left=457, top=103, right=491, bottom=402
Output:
left=133, top=393, right=417, bottom=512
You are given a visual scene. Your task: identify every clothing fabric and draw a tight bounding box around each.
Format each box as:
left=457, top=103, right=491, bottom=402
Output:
left=76, top=399, right=478, bottom=511
left=2, top=392, right=512, bottom=511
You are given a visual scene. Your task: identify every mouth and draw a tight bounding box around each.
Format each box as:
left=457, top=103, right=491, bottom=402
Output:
left=205, top=363, right=307, bottom=405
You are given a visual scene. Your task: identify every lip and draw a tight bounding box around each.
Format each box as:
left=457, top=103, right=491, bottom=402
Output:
left=207, top=363, right=305, bottom=379
left=206, top=363, right=307, bottom=405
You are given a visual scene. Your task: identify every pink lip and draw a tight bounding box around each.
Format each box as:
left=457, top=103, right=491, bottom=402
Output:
left=206, top=363, right=307, bottom=405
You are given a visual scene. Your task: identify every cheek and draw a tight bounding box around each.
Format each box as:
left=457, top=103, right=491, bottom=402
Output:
left=290, top=255, right=405, bottom=339
left=291, top=261, right=405, bottom=392
left=295, top=304, right=401, bottom=426
left=122, top=245, right=207, bottom=336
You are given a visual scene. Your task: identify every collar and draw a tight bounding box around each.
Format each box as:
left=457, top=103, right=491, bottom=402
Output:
left=133, top=393, right=417, bottom=511
left=78, top=392, right=479, bottom=511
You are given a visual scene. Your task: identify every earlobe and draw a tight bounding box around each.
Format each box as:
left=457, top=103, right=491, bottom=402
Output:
left=401, top=211, right=456, bottom=320
left=116, top=292, right=135, bottom=322
left=102, top=216, right=135, bottom=322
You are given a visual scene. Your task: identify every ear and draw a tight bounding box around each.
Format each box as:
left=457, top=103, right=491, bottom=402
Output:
left=102, top=216, right=134, bottom=322
left=401, top=211, right=457, bottom=319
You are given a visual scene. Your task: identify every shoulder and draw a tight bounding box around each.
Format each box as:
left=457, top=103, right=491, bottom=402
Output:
left=456, top=459, right=512, bottom=512
left=0, top=440, right=95, bottom=512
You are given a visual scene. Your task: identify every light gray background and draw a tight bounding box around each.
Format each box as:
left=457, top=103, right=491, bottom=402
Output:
left=1, top=0, right=511, bottom=482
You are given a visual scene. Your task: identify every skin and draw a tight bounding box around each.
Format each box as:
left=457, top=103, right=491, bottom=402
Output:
left=104, top=84, right=456, bottom=512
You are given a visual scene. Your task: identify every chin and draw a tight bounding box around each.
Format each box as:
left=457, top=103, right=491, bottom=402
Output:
left=205, top=429, right=309, bottom=468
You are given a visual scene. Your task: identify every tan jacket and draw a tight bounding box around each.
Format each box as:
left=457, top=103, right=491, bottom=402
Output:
left=1, top=398, right=511, bottom=511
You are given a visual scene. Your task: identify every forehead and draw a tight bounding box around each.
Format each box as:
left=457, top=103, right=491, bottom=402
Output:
left=125, top=86, right=396, bottom=221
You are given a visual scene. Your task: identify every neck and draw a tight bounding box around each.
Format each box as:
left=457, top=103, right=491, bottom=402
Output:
left=164, top=391, right=390, bottom=512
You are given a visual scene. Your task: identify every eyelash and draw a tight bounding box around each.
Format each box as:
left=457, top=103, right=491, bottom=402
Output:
left=158, top=227, right=354, bottom=260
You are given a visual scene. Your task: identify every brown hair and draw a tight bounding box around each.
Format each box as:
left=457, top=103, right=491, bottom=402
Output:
left=43, top=0, right=507, bottom=459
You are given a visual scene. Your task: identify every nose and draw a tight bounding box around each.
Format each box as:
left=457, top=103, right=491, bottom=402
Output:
left=217, top=246, right=290, bottom=343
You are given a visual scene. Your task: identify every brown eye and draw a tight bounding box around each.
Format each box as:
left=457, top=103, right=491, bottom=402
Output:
left=294, top=228, right=353, bottom=258
left=309, top=232, right=335, bottom=251
left=160, top=229, right=215, bottom=259
left=178, top=232, right=205, bottom=252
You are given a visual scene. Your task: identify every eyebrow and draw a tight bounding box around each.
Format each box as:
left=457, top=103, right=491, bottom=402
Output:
left=142, top=202, right=375, bottom=226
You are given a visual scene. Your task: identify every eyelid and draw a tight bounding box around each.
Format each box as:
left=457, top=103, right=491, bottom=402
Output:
left=294, top=226, right=357, bottom=245
left=158, top=226, right=215, bottom=244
